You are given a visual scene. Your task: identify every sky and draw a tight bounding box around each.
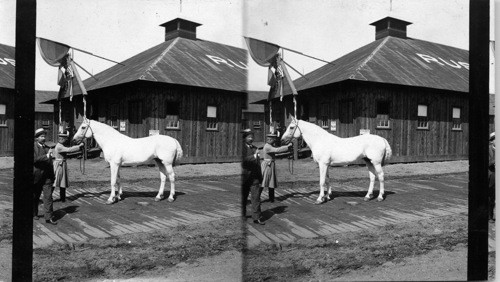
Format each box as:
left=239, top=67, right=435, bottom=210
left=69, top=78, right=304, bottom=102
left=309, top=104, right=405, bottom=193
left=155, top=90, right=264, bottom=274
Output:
left=0, top=0, right=495, bottom=93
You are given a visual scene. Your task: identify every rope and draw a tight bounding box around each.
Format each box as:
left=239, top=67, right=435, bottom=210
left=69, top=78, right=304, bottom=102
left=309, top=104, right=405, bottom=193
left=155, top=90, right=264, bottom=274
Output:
left=288, top=154, right=294, bottom=174
left=79, top=138, right=87, bottom=175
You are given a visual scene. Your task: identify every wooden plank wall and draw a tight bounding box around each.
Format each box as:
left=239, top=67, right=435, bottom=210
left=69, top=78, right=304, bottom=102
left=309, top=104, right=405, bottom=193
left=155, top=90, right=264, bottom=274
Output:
left=89, top=82, right=245, bottom=164
left=269, top=82, right=471, bottom=163
left=0, top=88, right=57, bottom=156
left=243, top=112, right=265, bottom=143
left=0, top=88, right=14, bottom=156
left=34, top=112, right=55, bottom=143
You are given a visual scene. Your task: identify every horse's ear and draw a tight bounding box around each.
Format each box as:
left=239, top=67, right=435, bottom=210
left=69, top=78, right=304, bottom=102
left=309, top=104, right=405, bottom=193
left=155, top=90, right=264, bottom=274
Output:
left=291, top=115, right=297, bottom=123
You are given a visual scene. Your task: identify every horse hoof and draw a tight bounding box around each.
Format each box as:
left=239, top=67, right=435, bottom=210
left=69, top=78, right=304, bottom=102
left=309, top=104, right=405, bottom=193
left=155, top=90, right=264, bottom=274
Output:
left=155, top=196, right=164, bottom=202
left=167, top=197, right=175, bottom=202
left=364, top=196, right=372, bottom=202
left=314, top=199, right=326, bottom=205
left=377, top=197, right=384, bottom=202
left=106, top=199, right=117, bottom=205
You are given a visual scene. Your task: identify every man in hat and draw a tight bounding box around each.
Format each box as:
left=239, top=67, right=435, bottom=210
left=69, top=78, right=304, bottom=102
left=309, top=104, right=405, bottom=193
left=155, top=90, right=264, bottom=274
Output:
left=53, top=131, right=84, bottom=202
left=33, top=128, right=57, bottom=225
left=241, top=129, right=265, bottom=225
left=260, top=134, right=292, bottom=202
left=489, top=132, right=495, bottom=222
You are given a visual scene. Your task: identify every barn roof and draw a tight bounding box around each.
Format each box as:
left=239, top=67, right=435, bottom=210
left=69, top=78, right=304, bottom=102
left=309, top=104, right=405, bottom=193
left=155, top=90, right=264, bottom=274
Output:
left=79, top=37, right=248, bottom=94
left=35, top=91, right=57, bottom=112
left=244, top=91, right=267, bottom=113
left=0, top=43, right=15, bottom=89
left=277, top=36, right=469, bottom=99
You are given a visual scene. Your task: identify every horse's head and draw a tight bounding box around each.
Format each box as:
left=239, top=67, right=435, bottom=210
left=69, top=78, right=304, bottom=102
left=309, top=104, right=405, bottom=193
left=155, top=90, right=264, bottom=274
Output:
left=281, top=116, right=301, bottom=144
left=72, top=118, right=93, bottom=143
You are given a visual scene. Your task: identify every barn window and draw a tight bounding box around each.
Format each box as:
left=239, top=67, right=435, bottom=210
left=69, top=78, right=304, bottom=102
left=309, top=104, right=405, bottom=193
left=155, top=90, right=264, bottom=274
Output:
left=0, top=104, right=6, bottom=126
left=42, top=120, right=50, bottom=128
left=207, top=105, right=218, bottom=130
left=165, top=101, right=180, bottom=129
left=376, top=101, right=390, bottom=128
left=320, top=103, right=329, bottom=128
left=108, top=103, right=119, bottom=129
left=253, top=121, right=262, bottom=129
left=452, top=107, right=462, bottom=130
left=417, top=104, right=429, bottom=129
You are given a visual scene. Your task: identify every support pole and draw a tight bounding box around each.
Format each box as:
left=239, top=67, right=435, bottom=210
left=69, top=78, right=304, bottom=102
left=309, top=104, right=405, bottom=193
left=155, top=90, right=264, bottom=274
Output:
left=70, top=61, right=87, bottom=118
left=13, top=0, right=36, bottom=280
left=269, top=100, right=273, bottom=133
left=467, top=0, right=489, bottom=280
left=58, top=100, right=62, bottom=132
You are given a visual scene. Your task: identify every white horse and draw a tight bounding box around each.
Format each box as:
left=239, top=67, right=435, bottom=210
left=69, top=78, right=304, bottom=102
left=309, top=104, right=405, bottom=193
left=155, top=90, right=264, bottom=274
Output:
left=72, top=118, right=183, bottom=204
left=281, top=117, right=392, bottom=204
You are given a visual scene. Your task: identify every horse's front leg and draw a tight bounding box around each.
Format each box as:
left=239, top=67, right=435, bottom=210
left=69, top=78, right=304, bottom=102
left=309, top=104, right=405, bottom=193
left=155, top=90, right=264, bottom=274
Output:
left=325, top=168, right=333, bottom=200
left=315, top=163, right=328, bottom=204
left=107, top=163, right=119, bottom=204
left=116, top=169, right=123, bottom=201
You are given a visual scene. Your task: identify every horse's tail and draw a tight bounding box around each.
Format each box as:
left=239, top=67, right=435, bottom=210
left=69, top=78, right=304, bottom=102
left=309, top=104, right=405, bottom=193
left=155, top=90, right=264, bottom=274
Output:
left=382, top=138, right=392, bottom=166
left=173, top=139, right=183, bottom=166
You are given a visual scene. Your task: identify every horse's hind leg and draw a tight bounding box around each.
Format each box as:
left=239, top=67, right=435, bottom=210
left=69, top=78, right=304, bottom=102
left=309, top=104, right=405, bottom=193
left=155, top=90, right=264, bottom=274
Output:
left=165, top=164, right=176, bottom=202
left=373, top=163, right=385, bottom=201
left=154, top=160, right=176, bottom=202
left=154, top=159, right=167, bottom=202
left=364, top=162, right=376, bottom=201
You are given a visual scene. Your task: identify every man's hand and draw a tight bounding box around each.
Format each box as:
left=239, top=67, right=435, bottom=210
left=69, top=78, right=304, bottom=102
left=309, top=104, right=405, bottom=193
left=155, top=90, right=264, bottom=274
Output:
left=79, top=143, right=85, bottom=148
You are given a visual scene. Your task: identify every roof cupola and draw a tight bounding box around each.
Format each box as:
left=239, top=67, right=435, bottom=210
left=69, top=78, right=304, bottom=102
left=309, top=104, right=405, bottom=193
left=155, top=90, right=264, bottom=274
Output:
left=160, top=18, right=201, bottom=41
left=370, top=17, right=412, bottom=40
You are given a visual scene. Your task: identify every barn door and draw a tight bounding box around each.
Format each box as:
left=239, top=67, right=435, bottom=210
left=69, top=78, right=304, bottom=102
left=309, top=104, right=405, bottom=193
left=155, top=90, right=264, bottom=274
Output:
left=338, top=99, right=356, bottom=137
left=128, top=100, right=145, bottom=138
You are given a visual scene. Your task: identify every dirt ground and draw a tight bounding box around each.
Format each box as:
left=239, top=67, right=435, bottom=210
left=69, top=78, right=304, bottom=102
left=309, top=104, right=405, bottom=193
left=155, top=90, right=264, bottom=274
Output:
left=0, top=157, right=496, bottom=281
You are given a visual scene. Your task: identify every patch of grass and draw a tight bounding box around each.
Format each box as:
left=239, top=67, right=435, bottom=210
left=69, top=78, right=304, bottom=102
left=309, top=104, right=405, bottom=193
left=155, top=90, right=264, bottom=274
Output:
left=243, top=213, right=468, bottom=281
left=0, top=209, right=12, bottom=243
left=33, top=217, right=245, bottom=281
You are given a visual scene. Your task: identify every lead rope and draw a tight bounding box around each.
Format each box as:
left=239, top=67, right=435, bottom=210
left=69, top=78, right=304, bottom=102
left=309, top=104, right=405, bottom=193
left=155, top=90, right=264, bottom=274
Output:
left=79, top=120, right=89, bottom=175
left=288, top=153, right=294, bottom=174
left=286, top=124, right=303, bottom=175
left=79, top=139, right=87, bottom=175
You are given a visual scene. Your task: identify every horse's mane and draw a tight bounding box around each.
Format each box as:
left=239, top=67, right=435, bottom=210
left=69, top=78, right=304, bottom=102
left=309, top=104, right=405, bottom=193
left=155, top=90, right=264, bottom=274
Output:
left=298, top=119, right=336, bottom=137
left=90, top=119, right=128, bottom=139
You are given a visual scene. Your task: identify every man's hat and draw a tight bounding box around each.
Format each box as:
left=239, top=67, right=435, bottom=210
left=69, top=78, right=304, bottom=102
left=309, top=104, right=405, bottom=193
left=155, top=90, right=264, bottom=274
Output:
left=490, top=132, right=495, bottom=141
left=34, top=128, right=46, bottom=138
left=58, top=131, right=70, bottom=138
left=242, top=128, right=253, bottom=138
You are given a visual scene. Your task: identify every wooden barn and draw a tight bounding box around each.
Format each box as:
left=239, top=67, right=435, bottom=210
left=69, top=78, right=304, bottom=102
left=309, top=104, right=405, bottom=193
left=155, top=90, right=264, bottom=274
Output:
left=263, top=17, right=484, bottom=163
left=242, top=91, right=267, bottom=144
left=0, top=43, right=58, bottom=156
left=50, top=18, right=248, bottom=164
